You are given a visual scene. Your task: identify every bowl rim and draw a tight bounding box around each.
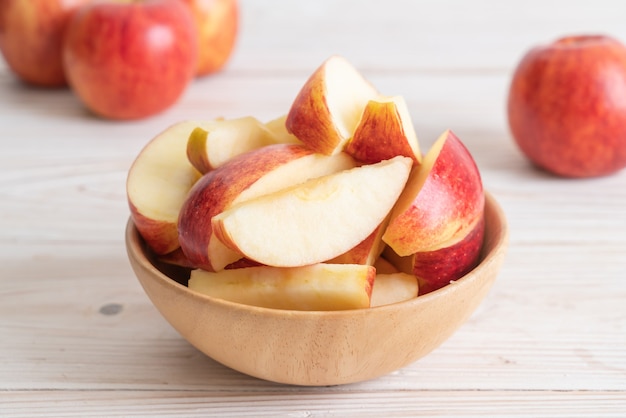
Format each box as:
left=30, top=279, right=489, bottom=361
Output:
left=126, top=191, right=508, bottom=318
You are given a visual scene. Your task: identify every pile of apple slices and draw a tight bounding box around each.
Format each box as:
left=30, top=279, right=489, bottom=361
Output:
left=126, top=56, right=485, bottom=311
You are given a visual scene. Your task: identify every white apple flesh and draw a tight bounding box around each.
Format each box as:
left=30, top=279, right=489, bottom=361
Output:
left=370, top=272, right=419, bottom=307
left=178, top=144, right=357, bottom=271
left=127, top=120, right=216, bottom=255
left=186, top=116, right=280, bottom=174
left=285, top=55, right=379, bottom=155
left=264, top=114, right=301, bottom=144
left=188, top=263, right=375, bottom=311
left=212, top=156, right=413, bottom=267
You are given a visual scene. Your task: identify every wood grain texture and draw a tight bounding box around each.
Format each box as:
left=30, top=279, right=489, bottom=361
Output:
left=1, top=0, right=625, bottom=416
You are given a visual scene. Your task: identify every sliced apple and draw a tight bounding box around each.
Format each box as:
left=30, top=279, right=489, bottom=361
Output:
left=383, top=130, right=484, bottom=256
left=345, top=95, right=422, bottom=164
left=188, top=263, right=375, bottom=311
left=157, top=247, right=195, bottom=269
left=285, top=55, right=379, bottom=155
left=212, top=156, right=413, bottom=267
left=373, top=255, right=399, bottom=274
left=327, top=215, right=389, bottom=265
left=264, top=114, right=301, bottom=144
left=127, top=120, right=216, bottom=255
left=186, top=116, right=279, bottom=173
left=383, top=214, right=485, bottom=295
left=178, top=143, right=357, bottom=271
left=370, top=272, right=419, bottom=307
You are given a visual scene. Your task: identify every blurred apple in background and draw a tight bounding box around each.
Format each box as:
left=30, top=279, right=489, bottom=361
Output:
left=62, top=0, right=198, bottom=120
left=508, top=34, right=626, bottom=178
left=181, top=0, right=239, bottom=76
left=0, top=0, right=90, bottom=87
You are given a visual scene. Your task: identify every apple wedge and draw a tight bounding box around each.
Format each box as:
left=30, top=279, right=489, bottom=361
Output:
left=264, top=114, right=301, bottom=144
left=383, top=130, right=484, bottom=256
left=127, top=120, right=216, bottom=255
left=188, top=263, right=375, bottom=311
left=285, top=55, right=379, bottom=155
left=327, top=216, right=389, bottom=265
left=383, top=214, right=485, bottom=295
left=212, top=156, right=413, bottom=268
left=345, top=95, right=422, bottom=164
left=370, top=272, right=419, bottom=307
left=178, top=143, right=356, bottom=271
left=157, top=247, right=195, bottom=269
left=186, top=116, right=279, bottom=173
left=373, top=256, right=399, bottom=274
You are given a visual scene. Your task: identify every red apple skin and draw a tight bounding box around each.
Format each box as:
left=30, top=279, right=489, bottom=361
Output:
left=345, top=97, right=421, bottom=165
left=129, top=201, right=181, bottom=256
left=178, top=144, right=315, bottom=271
left=383, top=130, right=484, bottom=257
left=328, top=222, right=387, bottom=265
left=413, top=214, right=485, bottom=295
left=0, top=0, right=90, bottom=87
left=180, top=0, right=239, bottom=76
left=62, top=0, right=198, bottom=120
left=508, top=34, right=626, bottom=178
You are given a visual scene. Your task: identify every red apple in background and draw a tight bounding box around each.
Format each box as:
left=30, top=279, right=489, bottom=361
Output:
left=0, top=0, right=90, bottom=87
left=181, top=0, right=239, bottom=76
left=62, top=0, right=198, bottom=120
left=507, top=34, right=626, bottom=178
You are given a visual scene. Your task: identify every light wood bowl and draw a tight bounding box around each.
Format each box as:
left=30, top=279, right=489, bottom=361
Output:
left=125, top=192, right=508, bottom=386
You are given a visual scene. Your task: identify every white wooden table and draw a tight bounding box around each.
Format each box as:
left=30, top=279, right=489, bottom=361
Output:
left=2, top=1, right=625, bottom=416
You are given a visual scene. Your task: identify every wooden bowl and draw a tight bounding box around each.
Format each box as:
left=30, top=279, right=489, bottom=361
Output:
left=125, top=192, right=508, bottom=386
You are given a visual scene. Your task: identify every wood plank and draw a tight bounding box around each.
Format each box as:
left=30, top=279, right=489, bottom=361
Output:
left=2, top=390, right=625, bottom=417
left=1, top=0, right=626, bottom=414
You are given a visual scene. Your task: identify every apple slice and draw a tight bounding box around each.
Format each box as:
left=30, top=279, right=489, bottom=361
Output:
left=383, top=130, right=484, bottom=256
left=285, top=55, right=379, bottom=155
left=383, top=214, right=485, bottom=295
left=157, top=247, right=195, bottom=269
left=186, top=116, right=279, bottom=173
left=327, top=216, right=389, bottom=265
left=264, top=114, right=301, bottom=144
left=370, top=272, right=419, bottom=307
left=345, top=95, right=422, bottom=164
left=212, top=156, right=413, bottom=268
left=127, top=120, right=216, bottom=255
left=373, top=256, right=399, bottom=274
left=188, top=263, right=375, bottom=311
left=178, top=143, right=356, bottom=271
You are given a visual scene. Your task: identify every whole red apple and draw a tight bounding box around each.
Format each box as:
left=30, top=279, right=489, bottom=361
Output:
left=62, top=0, right=198, bottom=120
left=0, top=0, right=90, bottom=87
left=181, top=0, right=239, bottom=76
left=507, top=35, right=626, bottom=178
